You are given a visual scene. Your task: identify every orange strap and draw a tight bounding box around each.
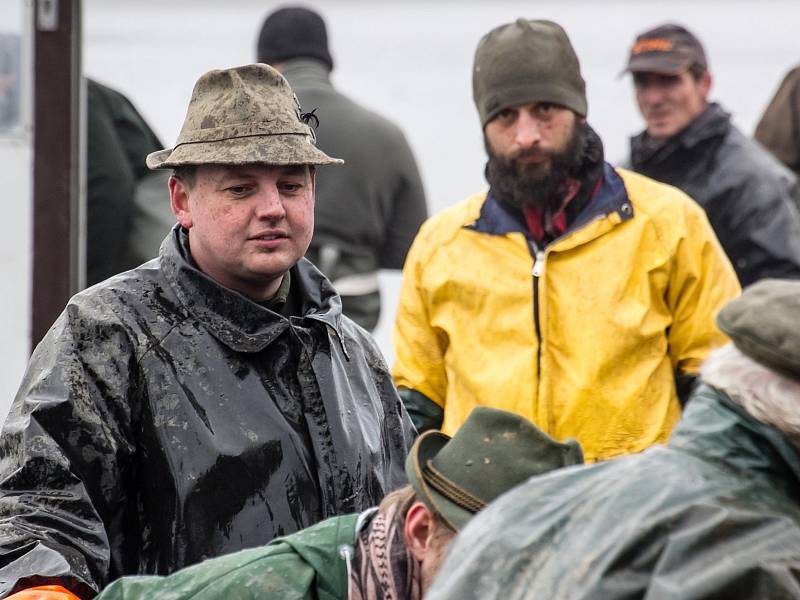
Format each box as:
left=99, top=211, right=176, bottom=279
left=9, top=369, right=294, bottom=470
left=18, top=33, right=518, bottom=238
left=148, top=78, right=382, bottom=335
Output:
left=6, top=585, right=81, bottom=600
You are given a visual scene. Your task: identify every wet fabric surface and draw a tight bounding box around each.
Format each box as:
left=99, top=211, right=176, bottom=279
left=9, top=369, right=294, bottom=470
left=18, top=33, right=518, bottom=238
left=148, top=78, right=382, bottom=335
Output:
left=0, top=226, right=414, bottom=597
left=630, top=102, right=800, bottom=287
left=426, top=385, right=800, bottom=599
left=94, top=512, right=364, bottom=600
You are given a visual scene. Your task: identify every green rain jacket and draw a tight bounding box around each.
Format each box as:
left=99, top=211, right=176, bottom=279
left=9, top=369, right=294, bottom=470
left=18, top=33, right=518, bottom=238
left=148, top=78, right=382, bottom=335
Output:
left=426, top=384, right=800, bottom=599
left=95, top=512, right=368, bottom=600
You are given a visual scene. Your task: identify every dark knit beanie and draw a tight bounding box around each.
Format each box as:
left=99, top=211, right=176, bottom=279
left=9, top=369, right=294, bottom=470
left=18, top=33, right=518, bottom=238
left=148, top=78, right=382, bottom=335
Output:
left=473, top=19, right=587, bottom=127
left=256, top=6, right=334, bottom=71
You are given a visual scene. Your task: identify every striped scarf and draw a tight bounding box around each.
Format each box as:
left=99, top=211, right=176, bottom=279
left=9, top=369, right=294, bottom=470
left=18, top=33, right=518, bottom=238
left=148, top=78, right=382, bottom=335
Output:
left=349, top=501, right=422, bottom=600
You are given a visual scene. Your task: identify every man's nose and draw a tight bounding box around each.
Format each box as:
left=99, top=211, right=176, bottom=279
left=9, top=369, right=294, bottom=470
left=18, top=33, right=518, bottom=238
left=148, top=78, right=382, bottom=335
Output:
left=638, top=83, right=665, bottom=106
left=254, top=187, right=287, bottom=220
left=514, top=111, right=542, bottom=149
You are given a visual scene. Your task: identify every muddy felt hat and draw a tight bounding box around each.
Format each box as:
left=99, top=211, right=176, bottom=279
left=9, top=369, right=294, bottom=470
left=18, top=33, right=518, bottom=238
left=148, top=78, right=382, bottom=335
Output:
left=146, top=63, right=342, bottom=169
left=717, top=279, right=800, bottom=379
left=406, top=406, right=583, bottom=531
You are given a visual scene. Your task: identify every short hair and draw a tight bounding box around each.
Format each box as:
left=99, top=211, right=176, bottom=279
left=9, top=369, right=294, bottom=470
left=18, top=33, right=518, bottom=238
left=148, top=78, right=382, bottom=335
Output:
left=172, top=165, right=198, bottom=189
left=379, top=485, right=455, bottom=533
left=688, top=62, right=707, bottom=82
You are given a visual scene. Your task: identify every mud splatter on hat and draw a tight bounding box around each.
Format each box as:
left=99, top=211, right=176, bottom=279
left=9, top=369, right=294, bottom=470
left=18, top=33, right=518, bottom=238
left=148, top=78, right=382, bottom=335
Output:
left=146, top=63, right=342, bottom=169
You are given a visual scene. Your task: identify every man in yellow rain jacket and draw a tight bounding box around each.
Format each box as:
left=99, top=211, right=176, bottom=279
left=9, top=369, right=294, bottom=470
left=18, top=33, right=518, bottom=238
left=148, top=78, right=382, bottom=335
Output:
left=392, top=18, right=740, bottom=463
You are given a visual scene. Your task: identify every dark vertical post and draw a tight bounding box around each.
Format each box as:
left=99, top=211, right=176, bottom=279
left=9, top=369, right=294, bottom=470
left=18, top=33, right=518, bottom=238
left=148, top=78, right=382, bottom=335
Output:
left=31, top=0, right=82, bottom=347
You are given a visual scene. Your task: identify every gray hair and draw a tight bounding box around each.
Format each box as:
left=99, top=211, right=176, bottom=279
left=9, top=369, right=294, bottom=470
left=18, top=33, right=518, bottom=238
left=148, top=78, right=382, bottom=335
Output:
left=701, top=344, right=800, bottom=450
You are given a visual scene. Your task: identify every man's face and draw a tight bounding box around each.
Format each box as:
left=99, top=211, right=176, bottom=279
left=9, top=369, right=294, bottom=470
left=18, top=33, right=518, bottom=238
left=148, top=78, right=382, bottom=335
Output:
left=633, top=69, right=711, bottom=141
left=485, top=102, right=578, bottom=170
left=483, top=102, right=586, bottom=211
left=169, top=163, right=315, bottom=301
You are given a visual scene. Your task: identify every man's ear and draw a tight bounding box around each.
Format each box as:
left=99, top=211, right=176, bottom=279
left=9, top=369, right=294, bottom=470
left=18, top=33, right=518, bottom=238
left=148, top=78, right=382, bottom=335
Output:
left=700, top=70, right=713, bottom=101
left=169, top=175, right=193, bottom=229
left=403, top=501, right=436, bottom=562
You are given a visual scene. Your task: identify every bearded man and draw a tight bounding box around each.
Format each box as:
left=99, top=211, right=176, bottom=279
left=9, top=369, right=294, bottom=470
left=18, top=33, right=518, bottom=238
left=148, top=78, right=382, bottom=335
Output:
left=392, top=18, right=741, bottom=462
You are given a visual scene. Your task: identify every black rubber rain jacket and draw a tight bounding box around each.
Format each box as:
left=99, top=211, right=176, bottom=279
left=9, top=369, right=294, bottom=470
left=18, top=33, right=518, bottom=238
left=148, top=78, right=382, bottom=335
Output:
left=427, top=385, right=800, bottom=599
left=0, top=227, right=414, bottom=598
left=630, top=102, right=800, bottom=287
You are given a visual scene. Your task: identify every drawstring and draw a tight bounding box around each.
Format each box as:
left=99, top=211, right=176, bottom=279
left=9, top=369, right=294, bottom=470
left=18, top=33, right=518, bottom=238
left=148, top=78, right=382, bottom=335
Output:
left=339, top=543, right=355, bottom=600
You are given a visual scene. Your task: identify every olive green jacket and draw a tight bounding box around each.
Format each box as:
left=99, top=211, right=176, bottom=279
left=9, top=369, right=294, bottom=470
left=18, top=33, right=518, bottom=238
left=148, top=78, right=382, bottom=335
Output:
left=95, top=513, right=366, bottom=600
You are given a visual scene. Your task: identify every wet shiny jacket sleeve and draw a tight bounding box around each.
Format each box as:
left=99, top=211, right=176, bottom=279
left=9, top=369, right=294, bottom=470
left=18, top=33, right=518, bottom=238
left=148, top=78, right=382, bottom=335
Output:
left=0, top=298, right=138, bottom=598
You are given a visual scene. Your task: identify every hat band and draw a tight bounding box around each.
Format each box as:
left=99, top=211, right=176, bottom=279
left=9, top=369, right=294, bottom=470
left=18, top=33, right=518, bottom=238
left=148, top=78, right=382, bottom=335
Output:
left=177, top=121, right=310, bottom=144
left=170, top=131, right=311, bottom=153
left=423, top=460, right=486, bottom=513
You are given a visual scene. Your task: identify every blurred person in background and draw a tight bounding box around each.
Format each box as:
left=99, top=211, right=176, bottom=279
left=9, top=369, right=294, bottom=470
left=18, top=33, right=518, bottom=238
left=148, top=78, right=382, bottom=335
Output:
left=625, top=23, right=800, bottom=287
left=257, top=5, right=428, bottom=331
left=755, top=64, right=800, bottom=199
left=392, top=18, right=739, bottom=463
left=86, top=79, right=173, bottom=285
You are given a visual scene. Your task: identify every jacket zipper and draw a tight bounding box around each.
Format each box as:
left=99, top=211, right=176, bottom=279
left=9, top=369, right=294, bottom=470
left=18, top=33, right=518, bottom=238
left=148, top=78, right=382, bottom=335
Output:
left=531, top=249, right=545, bottom=383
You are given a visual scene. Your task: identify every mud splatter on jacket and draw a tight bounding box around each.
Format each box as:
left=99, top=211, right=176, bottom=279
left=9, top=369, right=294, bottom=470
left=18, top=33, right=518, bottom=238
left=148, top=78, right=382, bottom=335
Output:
left=0, top=227, right=414, bottom=598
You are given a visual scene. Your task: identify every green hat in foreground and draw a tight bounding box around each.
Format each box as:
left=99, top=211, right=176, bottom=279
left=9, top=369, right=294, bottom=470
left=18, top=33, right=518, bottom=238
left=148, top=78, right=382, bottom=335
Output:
left=406, top=407, right=583, bottom=531
left=147, top=63, right=342, bottom=169
left=717, top=278, right=800, bottom=379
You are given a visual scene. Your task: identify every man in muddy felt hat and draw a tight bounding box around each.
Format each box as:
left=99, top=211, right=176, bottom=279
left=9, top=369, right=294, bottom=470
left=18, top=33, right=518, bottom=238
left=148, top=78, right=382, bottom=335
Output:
left=0, top=63, right=415, bottom=600
left=93, top=406, right=583, bottom=600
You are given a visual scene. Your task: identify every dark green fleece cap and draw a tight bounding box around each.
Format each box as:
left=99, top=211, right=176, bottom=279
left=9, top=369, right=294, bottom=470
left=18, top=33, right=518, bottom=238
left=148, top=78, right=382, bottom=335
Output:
left=473, top=19, right=587, bottom=127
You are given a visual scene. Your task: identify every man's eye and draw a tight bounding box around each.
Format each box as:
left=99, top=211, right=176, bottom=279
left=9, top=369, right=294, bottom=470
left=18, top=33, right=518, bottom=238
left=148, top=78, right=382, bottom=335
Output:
left=497, top=109, right=514, bottom=121
left=281, top=183, right=304, bottom=193
left=227, top=186, right=250, bottom=195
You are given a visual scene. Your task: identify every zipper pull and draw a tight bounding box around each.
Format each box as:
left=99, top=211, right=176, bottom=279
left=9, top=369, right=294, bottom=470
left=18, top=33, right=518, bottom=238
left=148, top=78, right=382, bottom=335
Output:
left=532, top=251, right=545, bottom=277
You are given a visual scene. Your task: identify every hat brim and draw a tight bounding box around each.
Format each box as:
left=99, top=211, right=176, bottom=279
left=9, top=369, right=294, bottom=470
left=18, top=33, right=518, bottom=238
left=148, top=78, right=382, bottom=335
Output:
left=622, top=54, right=692, bottom=76
left=146, top=133, right=343, bottom=170
left=405, top=430, right=473, bottom=531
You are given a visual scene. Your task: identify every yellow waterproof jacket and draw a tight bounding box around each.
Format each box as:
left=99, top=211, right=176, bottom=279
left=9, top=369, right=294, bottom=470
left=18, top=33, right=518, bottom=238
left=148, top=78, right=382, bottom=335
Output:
left=393, top=165, right=740, bottom=462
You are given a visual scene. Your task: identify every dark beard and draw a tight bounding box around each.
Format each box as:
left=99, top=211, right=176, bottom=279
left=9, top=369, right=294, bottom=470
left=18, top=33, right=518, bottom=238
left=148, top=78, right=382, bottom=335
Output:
left=484, top=121, right=588, bottom=213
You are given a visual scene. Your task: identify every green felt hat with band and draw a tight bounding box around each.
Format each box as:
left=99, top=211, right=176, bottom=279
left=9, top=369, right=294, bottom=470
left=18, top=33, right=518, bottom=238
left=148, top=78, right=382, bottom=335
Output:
left=405, top=406, right=584, bottom=531
left=717, top=278, right=800, bottom=380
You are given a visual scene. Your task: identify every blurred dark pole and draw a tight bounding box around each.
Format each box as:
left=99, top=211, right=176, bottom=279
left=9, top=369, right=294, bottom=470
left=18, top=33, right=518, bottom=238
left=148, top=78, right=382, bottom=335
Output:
left=32, top=0, right=83, bottom=347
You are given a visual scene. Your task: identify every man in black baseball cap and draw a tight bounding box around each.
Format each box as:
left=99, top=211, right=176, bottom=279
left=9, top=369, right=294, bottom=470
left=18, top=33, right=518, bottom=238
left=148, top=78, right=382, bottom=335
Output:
left=625, top=22, right=800, bottom=287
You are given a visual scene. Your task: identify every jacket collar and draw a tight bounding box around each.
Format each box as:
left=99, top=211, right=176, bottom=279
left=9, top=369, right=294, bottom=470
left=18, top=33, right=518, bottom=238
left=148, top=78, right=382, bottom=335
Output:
left=670, top=384, right=800, bottom=496
left=630, top=102, right=731, bottom=163
left=160, top=226, right=344, bottom=353
left=468, top=162, right=633, bottom=241
left=280, top=58, right=334, bottom=91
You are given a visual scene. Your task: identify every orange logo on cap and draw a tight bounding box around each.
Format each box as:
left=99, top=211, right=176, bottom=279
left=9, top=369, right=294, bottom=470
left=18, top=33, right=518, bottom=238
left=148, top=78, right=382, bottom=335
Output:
left=631, top=38, right=673, bottom=55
